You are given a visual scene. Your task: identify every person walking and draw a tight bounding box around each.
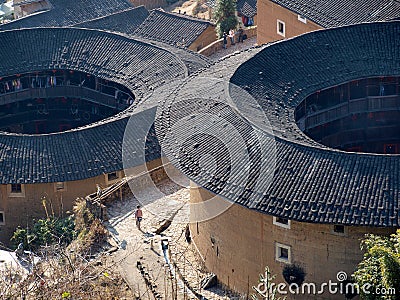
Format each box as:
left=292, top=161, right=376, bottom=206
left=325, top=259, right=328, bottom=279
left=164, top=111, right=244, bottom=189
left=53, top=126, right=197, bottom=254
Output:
left=229, top=29, right=235, bottom=45
left=223, top=32, right=228, bottom=49
left=134, top=205, right=143, bottom=231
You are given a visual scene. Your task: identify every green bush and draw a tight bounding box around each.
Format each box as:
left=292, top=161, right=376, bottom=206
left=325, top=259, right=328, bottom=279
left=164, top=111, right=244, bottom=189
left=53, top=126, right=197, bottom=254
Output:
left=11, top=216, right=76, bottom=250
left=353, top=230, right=400, bottom=300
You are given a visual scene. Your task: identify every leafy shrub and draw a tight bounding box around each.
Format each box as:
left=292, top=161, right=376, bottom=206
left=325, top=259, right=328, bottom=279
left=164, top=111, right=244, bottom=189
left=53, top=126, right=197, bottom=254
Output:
left=353, top=230, right=400, bottom=300
left=11, top=216, right=76, bottom=250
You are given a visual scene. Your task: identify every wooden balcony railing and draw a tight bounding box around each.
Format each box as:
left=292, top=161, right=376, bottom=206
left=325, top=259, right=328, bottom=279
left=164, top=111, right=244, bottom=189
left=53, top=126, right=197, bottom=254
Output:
left=0, top=85, right=129, bottom=110
left=302, top=95, right=400, bottom=130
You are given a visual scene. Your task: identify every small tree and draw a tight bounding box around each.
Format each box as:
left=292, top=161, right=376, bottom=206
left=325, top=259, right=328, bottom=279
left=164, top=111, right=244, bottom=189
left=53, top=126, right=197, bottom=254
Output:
left=213, top=0, right=238, bottom=38
left=353, top=230, right=400, bottom=300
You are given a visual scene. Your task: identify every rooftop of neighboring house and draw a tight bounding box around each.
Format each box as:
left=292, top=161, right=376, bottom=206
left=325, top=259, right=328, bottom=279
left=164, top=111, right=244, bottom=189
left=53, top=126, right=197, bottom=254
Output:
left=73, top=6, right=149, bottom=35
left=270, top=0, right=400, bottom=27
left=0, top=0, right=133, bottom=29
left=134, top=9, right=214, bottom=48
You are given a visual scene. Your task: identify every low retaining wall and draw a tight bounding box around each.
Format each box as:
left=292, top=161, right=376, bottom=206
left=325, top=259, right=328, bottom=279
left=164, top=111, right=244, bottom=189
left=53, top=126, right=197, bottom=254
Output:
left=199, top=26, right=257, bottom=57
left=128, top=0, right=167, bottom=9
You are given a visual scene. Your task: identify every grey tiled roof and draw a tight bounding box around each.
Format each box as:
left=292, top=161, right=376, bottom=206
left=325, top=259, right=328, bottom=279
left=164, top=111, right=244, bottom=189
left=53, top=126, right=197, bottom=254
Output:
left=73, top=6, right=150, bottom=35
left=134, top=9, right=213, bottom=47
left=0, top=0, right=133, bottom=30
left=2, top=1, right=213, bottom=71
left=70, top=6, right=213, bottom=73
left=0, top=27, right=194, bottom=184
left=237, top=0, right=257, bottom=17
left=0, top=110, right=160, bottom=184
left=155, top=21, right=400, bottom=227
left=271, top=0, right=400, bottom=27
left=132, top=35, right=213, bottom=74
left=0, top=28, right=187, bottom=97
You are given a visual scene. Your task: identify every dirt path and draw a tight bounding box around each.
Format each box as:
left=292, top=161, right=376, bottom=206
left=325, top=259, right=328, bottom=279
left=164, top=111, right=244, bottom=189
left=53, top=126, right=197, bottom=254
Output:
left=105, top=178, right=237, bottom=299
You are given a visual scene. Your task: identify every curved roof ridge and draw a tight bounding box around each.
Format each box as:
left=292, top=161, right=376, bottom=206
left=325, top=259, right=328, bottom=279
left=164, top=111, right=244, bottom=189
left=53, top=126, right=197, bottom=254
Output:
left=0, top=27, right=189, bottom=134
left=155, top=21, right=400, bottom=227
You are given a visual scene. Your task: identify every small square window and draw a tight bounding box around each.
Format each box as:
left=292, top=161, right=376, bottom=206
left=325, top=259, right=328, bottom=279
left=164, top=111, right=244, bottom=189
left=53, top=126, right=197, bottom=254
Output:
left=277, top=20, right=285, bottom=37
left=280, top=247, right=288, bottom=259
left=298, top=15, right=307, bottom=23
left=333, top=225, right=345, bottom=234
left=107, top=172, right=119, bottom=182
left=0, top=212, right=4, bottom=225
left=11, top=184, right=22, bottom=193
left=276, top=242, right=291, bottom=263
left=277, top=218, right=288, bottom=225
left=9, top=183, right=25, bottom=197
left=273, top=216, right=291, bottom=229
left=55, top=182, right=65, bottom=191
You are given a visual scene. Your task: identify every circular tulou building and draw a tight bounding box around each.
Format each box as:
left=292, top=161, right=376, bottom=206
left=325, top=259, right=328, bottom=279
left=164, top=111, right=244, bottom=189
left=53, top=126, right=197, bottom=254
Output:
left=0, top=27, right=210, bottom=243
left=155, top=21, right=400, bottom=299
left=0, top=17, right=399, bottom=300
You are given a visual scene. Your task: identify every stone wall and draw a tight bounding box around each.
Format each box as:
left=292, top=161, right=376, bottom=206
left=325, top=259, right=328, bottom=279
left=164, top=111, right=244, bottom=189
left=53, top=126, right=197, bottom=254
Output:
left=189, top=183, right=396, bottom=299
left=257, top=0, right=322, bottom=45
